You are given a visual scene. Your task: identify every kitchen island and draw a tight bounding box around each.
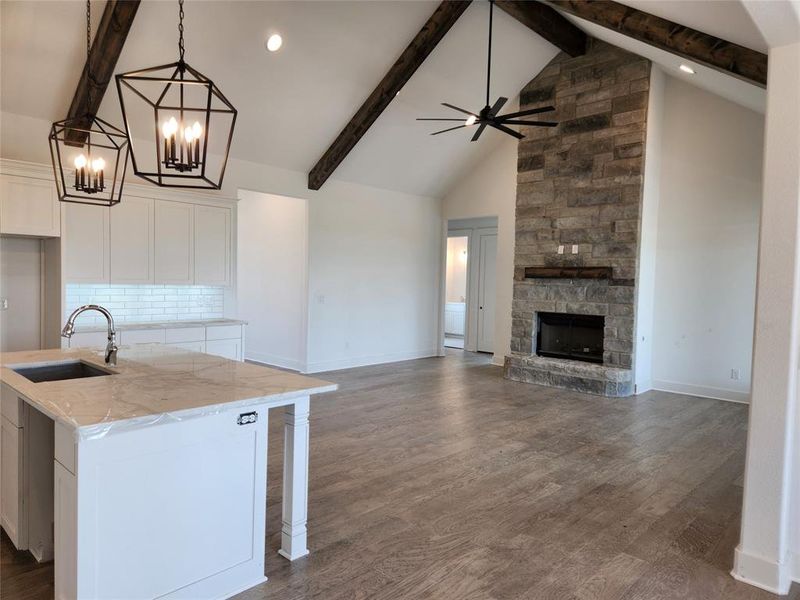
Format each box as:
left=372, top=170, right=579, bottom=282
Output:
left=0, top=345, right=336, bottom=600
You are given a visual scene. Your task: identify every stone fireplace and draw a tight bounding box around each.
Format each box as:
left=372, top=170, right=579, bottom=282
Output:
left=503, top=40, right=650, bottom=397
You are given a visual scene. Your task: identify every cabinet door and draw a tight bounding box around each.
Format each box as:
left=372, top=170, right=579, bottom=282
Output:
left=154, top=200, right=194, bottom=284
left=0, top=175, right=60, bottom=237
left=194, top=205, right=231, bottom=286
left=64, top=203, right=109, bottom=283
left=110, top=196, right=154, bottom=284
left=205, top=338, right=241, bottom=361
left=1, top=416, right=26, bottom=550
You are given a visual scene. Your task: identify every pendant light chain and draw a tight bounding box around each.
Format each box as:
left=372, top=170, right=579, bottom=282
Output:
left=178, top=0, right=185, bottom=64
left=86, top=0, right=93, bottom=108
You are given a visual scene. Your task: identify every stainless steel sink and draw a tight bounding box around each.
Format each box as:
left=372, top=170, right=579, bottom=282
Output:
left=12, top=361, right=113, bottom=383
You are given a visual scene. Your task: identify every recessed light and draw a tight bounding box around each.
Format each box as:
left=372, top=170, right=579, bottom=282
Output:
left=679, top=64, right=695, bottom=74
left=266, top=33, right=283, bottom=52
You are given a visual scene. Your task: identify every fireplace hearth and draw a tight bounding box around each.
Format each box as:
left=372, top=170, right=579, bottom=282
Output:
left=536, top=312, right=604, bottom=364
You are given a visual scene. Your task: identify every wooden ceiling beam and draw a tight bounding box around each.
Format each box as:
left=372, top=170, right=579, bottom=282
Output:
left=495, top=0, right=587, bottom=57
left=546, top=0, right=767, bottom=87
left=65, top=0, right=140, bottom=145
left=308, top=0, right=472, bottom=191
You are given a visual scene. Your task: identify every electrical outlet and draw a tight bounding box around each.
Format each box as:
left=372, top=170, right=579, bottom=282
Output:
left=237, top=411, right=258, bottom=425
left=571, top=244, right=579, bottom=254
left=317, top=294, right=325, bottom=304
left=730, top=368, right=740, bottom=381
left=557, top=245, right=565, bottom=255
left=0, top=298, right=8, bottom=310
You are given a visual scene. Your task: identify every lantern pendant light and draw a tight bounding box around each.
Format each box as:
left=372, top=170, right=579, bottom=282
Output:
left=48, top=0, right=129, bottom=206
left=115, top=0, right=237, bottom=189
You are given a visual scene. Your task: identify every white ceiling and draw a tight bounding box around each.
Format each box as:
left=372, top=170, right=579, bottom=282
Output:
left=0, top=0, right=767, bottom=198
left=0, top=0, right=558, bottom=198
left=555, top=1, right=767, bottom=114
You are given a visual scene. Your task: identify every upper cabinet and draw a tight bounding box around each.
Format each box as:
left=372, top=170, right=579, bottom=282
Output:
left=110, top=196, right=154, bottom=285
left=154, top=201, right=194, bottom=285
left=63, top=194, right=232, bottom=287
left=64, top=203, right=109, bottom=283
left=0, top=175, right=60, bottom=238
left=194, top=205, right=231, bottom=287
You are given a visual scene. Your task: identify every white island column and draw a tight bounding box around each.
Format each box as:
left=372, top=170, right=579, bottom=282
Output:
left=279, top=395, right=311, bottom=560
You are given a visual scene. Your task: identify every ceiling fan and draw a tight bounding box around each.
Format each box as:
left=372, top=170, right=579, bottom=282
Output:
left=417, top=0, right=558, bottom=141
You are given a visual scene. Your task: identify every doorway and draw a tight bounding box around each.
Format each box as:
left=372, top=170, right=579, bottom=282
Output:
left=444, top=235, right=468, bottom=349
left=443, top=217, right=498, bottom=355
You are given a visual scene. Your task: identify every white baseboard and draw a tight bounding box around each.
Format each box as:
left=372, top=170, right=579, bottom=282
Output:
left=305, top=348, right=438, bottom=373
left=652, top=379, right=750, bottom=404
left=492, top=355, right=504, bottom=367
left=635, top=379, right=653, bottom=394
left=732, top=546, right=792, bottom=594
left=245, top=351, right=305, bottom=373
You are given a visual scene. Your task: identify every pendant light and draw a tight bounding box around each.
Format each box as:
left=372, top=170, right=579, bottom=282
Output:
left=115, top=0, right=237, bottom=189
left=48, top=0, right=130, bottom=206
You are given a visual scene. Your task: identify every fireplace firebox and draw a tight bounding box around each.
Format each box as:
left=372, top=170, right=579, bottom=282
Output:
left=536, top=312, right=604, bottom=364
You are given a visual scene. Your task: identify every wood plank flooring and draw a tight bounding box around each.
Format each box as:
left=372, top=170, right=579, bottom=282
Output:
left=2, top=350, right=798, bottom=599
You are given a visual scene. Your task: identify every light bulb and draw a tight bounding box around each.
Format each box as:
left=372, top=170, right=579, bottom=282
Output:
left=465, top=115, right=477, bottom=126
left=162, top=120, right=174, bottom=138
left=168, top=116, right=178, bottom=135
left=91, top=157, right=105, bottom=172
left=184, top=127, right=194, bottom=143
left=74, top=154, right=87, bottom=169
left=266, top=33, right=283, bottom=52
left=192, top=121, right=202, bottom=138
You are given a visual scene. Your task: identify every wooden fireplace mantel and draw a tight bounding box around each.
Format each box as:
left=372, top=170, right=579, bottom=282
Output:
left=524, top=266, right=613, bottom=280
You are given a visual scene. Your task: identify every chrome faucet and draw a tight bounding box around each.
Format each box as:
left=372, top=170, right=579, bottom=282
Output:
left=62, top=304, right=118, bottom=365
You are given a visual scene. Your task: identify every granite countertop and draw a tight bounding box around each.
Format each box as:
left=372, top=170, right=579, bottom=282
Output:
left=72, top=318, right=248, bottom=334
left=0, top=345, right=336, bottom=440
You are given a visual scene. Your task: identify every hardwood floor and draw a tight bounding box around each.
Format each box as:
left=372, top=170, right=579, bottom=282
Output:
left=2, top=350, right=798, bottom=599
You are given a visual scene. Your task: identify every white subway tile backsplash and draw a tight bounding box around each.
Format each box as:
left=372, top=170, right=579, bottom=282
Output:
left=65, top=284, right=225, bottom=325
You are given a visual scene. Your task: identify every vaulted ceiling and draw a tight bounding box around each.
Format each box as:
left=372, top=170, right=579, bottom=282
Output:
left=0, top=0, right=767, bottom=199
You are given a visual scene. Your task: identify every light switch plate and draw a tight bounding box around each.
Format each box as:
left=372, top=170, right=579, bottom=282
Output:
left=0, top=298, right=7, bottom=310
left=557, top=245, right=564, bottom=255
left=571, top=245, right=579, bottom=254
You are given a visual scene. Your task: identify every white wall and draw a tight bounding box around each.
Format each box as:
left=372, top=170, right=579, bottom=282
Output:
left=443, top=136, right=517, bottom=365
left=634, top=66, right=665, bottom=393
left=305, top=189, right=442, bottom=372
left=237, top=189, right=308, bottom=371
left=445, top=236, right=468, bottom=303
left=648, top=75, right=764, bottom=403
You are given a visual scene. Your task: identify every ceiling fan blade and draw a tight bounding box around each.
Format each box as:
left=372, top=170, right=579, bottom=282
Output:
left=501, top=119, right=559, bottom=127
left=470, top=123, right=488, bottom=142
left=500, top=106, right=555, bottom=119
left=489, top=122, right=524, bottom=139
left=431, top=124, right=469, bottom=136
left=442, top=102, right=478, bottom=117
left=489, top=97, right=508, bottom=117
left=416, top=118, right=471, bottom=122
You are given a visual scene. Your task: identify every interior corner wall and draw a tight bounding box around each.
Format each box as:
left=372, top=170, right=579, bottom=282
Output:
left=237, top=189, right=309, bottom=371
left=649, top=75, right=764, bottom=403
left=634, top=66, right=665, bottom=393
left=442, top=136, right=517, bottom=365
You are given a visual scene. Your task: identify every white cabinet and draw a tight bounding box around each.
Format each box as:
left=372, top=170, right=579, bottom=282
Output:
left=194, top=205, right=231, bottom=286
left=64, top=203, right=109, bottom=283
left=110, top=196, right=154, bottom=284
left=1, top=415, right=25, bottom=550
left=0, top=174, right=60, bottom=237
left=154, top=200, right=194, bottom=285
left=205, top=338, right=241, bottom=361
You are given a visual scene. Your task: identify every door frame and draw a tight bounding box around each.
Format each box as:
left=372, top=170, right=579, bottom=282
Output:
left=475, top=228, right=498, bottom=353
left=440, top=217, right=498, bottom=355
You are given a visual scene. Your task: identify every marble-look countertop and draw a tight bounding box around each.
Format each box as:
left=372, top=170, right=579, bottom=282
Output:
left=0, top=345, right=336, bottom=440
left=72, top=318, right=248, bottom=334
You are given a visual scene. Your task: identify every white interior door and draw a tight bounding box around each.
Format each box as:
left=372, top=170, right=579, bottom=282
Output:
left=477, top=233, right=497, bottom=354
